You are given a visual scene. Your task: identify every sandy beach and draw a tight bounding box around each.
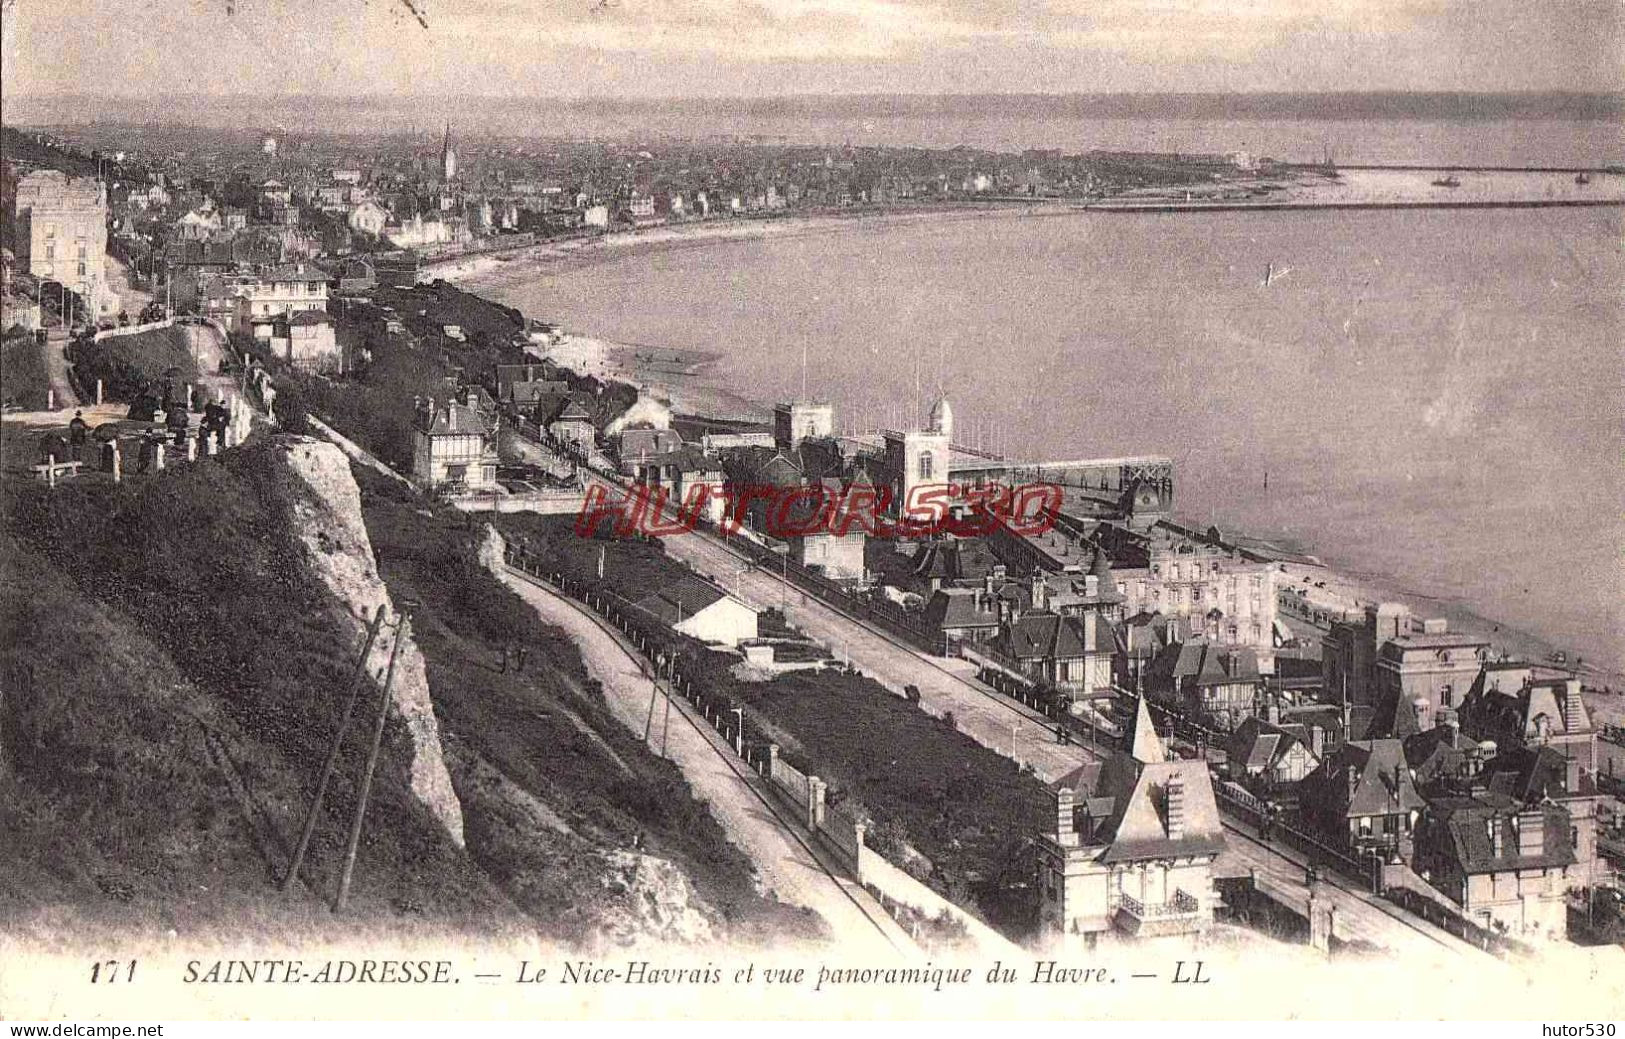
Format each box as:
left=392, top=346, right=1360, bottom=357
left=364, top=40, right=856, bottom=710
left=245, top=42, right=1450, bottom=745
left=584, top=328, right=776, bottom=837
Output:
left=431, top=201, right=1085, bottom=286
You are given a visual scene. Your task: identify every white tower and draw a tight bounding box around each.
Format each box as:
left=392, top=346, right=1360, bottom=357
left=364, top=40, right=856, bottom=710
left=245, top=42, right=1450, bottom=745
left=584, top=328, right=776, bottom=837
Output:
left=441, top=123, right=457, bottom=182
left=928, top=395, right=954, bottom=442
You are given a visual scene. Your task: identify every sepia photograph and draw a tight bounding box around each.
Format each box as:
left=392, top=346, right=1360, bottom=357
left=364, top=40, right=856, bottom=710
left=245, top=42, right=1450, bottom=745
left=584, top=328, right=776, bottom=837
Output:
left=0, top=0, right=1621, bottom=1026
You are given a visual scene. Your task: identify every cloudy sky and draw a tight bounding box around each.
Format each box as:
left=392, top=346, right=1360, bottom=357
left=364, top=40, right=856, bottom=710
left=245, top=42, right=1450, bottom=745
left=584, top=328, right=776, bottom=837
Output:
left=2, top=0, right=1621, bottom=98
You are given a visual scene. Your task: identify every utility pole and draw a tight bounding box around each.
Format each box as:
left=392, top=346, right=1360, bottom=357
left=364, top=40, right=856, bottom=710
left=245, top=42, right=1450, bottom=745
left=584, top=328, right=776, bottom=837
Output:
left=660, top=657, right=673, bottom=758
left=643, top=670, right=661, bottom=743
left=334, top=608, right=412, bottom=913
left=281, top=604, right=387, bottom=893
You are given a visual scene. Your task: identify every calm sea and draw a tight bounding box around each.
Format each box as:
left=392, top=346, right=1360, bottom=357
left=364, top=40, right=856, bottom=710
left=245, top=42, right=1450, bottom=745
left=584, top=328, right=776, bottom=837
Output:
left=484, top=200, right=1624, bottom=672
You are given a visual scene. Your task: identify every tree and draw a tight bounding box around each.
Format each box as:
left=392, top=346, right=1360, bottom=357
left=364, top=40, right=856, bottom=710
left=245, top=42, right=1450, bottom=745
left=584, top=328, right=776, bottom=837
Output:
left=274, top=379, right=311, bottom=435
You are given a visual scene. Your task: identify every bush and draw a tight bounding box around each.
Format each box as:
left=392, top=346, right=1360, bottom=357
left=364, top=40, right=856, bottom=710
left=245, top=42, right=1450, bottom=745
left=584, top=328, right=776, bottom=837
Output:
left=73, top=327, right=198, bottom=403
left=274, top=379, right=312, bottom=436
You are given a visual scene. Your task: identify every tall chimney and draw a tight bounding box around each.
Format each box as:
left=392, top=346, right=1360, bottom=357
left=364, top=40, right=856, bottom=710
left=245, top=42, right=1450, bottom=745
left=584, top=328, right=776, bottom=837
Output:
left=1166, top=774, right=1186, bottom=840
left=1561, top=679, right=1586, bottom=733
left=1516, top=812, right=1543, bottom=858
left=1055, top=787, right=1078, bottom=846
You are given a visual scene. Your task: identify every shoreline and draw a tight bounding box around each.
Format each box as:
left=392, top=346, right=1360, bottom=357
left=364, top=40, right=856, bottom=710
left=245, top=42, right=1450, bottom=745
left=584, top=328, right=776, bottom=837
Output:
left=432, top=167, right=1625, bottom=286
left=430, top=201, right=1086, bottom=284
left=440, top=194, right=1625, bottom=705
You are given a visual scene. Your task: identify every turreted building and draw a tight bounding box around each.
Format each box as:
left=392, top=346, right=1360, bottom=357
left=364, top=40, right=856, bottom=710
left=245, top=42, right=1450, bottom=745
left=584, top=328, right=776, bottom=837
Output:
left=878, top=395, right=952, bottom=518
left=1036, top=696, right=1225, bottom=942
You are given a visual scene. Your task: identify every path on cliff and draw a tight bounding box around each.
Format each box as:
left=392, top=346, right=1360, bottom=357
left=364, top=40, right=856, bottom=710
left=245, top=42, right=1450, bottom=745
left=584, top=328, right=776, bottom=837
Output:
left=496, top=566, right=913, bottom=956
left=43, top=329, right=80, bottom=410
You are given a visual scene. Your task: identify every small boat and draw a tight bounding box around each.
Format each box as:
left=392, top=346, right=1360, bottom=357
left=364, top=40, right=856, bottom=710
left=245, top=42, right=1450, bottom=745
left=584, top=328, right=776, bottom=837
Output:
left=1262, top=262, right=1293, bottom=287
left=1431, top=175, right=1462, bottom=188
left=1576, top=172, right=1592, bottom=185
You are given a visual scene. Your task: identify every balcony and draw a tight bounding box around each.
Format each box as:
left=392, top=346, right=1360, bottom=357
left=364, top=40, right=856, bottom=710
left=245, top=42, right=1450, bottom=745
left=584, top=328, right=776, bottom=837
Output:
left=1115, top=889, right=1205, bottom=936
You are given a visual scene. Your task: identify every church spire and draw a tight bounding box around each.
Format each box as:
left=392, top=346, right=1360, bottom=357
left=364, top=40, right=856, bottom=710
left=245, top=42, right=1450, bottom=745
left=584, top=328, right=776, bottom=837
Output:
left=440, top=121, right=457, bottom=182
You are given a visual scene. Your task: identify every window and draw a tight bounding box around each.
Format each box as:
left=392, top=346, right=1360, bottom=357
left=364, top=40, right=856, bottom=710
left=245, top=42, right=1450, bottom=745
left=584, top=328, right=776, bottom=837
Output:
left=918, top=451, right=934, bottom=479
left=45, top=244, right=55, bottom=260
left=1440, top=684, right=1453, bottom=708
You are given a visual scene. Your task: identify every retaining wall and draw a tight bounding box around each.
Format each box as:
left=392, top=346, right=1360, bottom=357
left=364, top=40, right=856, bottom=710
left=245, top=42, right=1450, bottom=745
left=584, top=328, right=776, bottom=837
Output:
left=91, top=316, right=177, bottom=342
left=451, top=490, right=586, bottom=515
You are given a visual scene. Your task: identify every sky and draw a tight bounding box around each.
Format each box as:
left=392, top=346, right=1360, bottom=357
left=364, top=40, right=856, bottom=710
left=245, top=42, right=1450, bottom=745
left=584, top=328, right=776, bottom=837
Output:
left=2, top=0, right=1621, bottom=99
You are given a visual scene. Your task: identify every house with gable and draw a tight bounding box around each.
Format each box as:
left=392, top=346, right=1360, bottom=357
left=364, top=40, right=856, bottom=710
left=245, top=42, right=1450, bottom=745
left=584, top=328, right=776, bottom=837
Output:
left=1412, top=794, right=1575, bottom=939
left=548, top=399, right=597, bottom=452
left=1458, top=670, right=1602, bottom=884
left=1145, top=638, right=1263, bottom=732
left=998, top=610, right=1115, bottom=697
left=411, top=399, right=497, bottom=492
left=1227, top=715, right=1322, bottom=796
left=1036, top=696, right=1226, bottom=941
left=631, top=573, right=759, bottom=648
left=1298, top=738, right=1426, bottom=860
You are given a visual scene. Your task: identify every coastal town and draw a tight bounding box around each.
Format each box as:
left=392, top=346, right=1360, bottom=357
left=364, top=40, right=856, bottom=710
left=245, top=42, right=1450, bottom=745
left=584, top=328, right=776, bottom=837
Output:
left=2, top=109, right=1624, bottom=999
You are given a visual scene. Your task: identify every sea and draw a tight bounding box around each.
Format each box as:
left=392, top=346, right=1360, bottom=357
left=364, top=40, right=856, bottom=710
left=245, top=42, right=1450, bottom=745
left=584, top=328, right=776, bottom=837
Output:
left=472, top=116, right=1625, bottom=674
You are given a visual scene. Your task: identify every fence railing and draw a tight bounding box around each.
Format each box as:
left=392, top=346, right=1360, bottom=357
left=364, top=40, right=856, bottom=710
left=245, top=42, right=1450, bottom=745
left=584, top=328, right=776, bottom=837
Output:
left=1118, top=890, right=1202, bottom=921
left=1382, top=886, right=1535, bottom=959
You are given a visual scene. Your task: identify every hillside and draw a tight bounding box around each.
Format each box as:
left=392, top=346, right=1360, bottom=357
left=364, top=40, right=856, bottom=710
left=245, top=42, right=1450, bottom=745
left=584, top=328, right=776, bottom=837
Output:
left=0, top=436, right=813, bottom=947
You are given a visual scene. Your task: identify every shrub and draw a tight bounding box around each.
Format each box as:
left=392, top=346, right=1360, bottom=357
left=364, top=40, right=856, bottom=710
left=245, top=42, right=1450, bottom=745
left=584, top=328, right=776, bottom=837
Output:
left=73, top=327, right=198, bottom=403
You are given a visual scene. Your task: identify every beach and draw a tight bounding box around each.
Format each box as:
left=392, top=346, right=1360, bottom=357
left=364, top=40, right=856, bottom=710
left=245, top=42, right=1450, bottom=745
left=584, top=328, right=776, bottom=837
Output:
left=429, top=200, right=1084, bottom=284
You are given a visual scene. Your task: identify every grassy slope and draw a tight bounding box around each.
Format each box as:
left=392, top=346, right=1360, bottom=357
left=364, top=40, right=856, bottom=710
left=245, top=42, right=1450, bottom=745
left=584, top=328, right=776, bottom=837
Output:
left=0, top=446, right=517, bottom=938
left=1, top=334, right=52, bottom=410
